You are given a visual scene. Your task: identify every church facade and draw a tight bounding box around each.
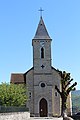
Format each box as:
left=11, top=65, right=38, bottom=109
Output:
left=11, top=17, right=72, bottom=117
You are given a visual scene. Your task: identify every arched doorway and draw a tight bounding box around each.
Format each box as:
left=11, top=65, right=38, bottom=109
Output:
left=39, top=98, right=48, bottom=117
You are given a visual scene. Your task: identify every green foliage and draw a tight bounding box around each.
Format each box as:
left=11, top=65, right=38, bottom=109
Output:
left=72, top=90, right=80, bottom=113
left=0, top=83, right=28, bottom=106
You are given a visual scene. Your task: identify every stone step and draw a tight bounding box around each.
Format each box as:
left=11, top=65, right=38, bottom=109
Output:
left=29, top=117, right=63, bottom=120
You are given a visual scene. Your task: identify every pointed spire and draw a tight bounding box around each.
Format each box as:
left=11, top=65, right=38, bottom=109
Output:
left=33, top=17, right=51, bottom=40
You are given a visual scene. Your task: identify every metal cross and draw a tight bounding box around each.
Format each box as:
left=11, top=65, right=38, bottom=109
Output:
left=39, top=7, right=44, bottom=17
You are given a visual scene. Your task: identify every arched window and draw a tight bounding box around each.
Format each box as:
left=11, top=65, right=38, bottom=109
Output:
left=41, top=47, right=44, bottom=58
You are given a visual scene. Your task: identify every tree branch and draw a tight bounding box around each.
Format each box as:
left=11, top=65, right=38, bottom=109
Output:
left=66, top=82, right=77, bottom=95
left=55, top=85, right=62, bottom=97
left=64, top=78, right=73, bottom=89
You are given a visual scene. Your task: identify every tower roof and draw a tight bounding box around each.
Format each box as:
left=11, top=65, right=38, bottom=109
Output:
left=33, top=17, right=51, bottom=40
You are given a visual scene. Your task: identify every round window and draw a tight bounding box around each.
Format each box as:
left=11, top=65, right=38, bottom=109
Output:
left=41, top=83, right=45, bottom=88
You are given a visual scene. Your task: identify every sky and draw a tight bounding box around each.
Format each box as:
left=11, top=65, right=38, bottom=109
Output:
left=0, top=0, right=80, bottom=90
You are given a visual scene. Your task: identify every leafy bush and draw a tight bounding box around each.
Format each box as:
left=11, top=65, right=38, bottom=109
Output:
left=0, top=83, right=28, bottom=106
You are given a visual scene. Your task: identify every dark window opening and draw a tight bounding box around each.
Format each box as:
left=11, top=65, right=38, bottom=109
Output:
left=55, top=92, right=58, bottom=96
left=29, top=92, right=32, bottom=99
left=41, top=47, right=44, bottom=58
left=41, top=83, right=45, bottom=88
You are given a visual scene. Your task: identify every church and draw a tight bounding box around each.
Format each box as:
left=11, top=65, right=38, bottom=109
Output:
left=10, top=16, right=72, bottom=117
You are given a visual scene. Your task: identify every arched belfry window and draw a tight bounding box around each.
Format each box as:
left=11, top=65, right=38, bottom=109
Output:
left=41, top=47, right=44, bottom=58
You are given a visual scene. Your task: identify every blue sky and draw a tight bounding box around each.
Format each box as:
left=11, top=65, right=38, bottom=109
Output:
left=0, top=0, right=80, bottom=90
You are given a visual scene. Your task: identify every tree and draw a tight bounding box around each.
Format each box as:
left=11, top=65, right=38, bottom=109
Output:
left=55, top=70, right=77, bottom=116
left=0, top=83, right=28, bottom=106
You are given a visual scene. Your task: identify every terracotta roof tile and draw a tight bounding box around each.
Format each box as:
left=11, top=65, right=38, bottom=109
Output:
left=10, top=73, right=25, bottom=84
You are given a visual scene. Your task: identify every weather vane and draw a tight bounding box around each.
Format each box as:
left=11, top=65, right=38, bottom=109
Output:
left=38, top=7, right=44, bottom=17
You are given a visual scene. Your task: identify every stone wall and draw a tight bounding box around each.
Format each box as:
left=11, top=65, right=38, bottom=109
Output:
left=0, top=112, right=30, bottom=120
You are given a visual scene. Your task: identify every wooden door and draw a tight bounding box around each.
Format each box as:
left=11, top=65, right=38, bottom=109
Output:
left=39, top=98, right=48, bottom=117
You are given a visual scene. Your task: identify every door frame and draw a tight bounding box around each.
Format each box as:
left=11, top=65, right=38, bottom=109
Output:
left=39, top=98, right=48, bottom=117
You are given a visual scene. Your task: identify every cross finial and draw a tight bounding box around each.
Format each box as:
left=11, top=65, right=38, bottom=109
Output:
left=39, top=7, right=44, bottom=17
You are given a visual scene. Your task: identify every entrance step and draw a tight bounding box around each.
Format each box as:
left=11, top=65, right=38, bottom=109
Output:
left=29, top=117, right=63, bottom=120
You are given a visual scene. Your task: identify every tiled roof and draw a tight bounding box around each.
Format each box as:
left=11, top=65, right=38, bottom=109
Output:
left=10, top=68, right=34, bottom=84
left=10, top=73, right=25, bottom=84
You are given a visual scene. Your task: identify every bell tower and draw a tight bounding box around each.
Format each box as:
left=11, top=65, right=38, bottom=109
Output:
left=32, top=16, right=52, bottom=73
